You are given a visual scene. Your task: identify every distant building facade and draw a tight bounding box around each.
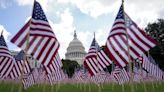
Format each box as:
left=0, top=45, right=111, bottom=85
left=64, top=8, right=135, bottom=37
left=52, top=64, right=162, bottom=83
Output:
left=10, top=50, right=40, bottom=68
left=65, top=31, right=86, bottom=65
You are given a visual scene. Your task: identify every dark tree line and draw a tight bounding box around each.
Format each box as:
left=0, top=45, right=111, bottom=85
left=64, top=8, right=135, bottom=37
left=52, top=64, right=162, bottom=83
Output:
left=145, top=19, right=164, bottom=70
left=61, top=59, right=80, bottom=78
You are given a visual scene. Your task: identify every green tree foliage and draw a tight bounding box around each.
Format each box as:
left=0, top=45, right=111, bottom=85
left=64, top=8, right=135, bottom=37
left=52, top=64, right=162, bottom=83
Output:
left=61, top=59, right=80, bottom=78
left=145, top=19, right=164, bottom=70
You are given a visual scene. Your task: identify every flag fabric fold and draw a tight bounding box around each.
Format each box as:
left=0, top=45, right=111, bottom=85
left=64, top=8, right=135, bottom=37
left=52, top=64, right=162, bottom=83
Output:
left=10, top=0, right=60, bottom=66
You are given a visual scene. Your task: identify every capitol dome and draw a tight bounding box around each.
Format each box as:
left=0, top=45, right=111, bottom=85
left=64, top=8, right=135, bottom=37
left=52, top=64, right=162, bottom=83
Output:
left=65, top=30, right=86, bottom=65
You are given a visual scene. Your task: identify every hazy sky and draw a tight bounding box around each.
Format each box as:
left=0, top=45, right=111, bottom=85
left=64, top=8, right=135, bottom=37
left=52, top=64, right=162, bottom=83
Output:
left=0, top=0, right=164, bottom=59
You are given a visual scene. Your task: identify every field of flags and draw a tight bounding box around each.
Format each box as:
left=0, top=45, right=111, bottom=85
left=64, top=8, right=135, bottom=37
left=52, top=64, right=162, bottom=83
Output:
left=0, top=0, right=164, bottom=92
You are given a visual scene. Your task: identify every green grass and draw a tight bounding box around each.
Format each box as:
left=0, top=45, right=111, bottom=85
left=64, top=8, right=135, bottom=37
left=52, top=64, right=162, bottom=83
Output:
left=0, top=82, right=164, bottom=92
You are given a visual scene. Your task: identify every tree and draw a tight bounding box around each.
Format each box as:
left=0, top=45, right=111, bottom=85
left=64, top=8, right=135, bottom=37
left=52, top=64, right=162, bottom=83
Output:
left=61, top=59, right=80, bottom=78
left=145, top=19, right=164, bottom=70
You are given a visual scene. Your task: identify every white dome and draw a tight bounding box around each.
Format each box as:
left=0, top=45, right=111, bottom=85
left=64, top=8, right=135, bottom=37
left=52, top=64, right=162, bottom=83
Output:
left=65, top=31, right=86, bottom=65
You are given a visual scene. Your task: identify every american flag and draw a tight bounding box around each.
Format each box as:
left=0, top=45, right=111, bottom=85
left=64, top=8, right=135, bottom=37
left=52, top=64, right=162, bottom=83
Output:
left=10, top=1, right=60, bottom=66
left=44, top=52, right=62, bottom=74
left=8, top=50, right=32, bottom=79
left=84, top=37, right=100, bottom=76
left=97, top=47, right=112, bottom=71
left=0, top=34, right=14, bottom=78
left=106, top=4, right=157, bottom=67
left=84, top=37, right=112, bottom=76
left=142, top=54, right=163, bottom=80
left=22, top=73, right=35, bottom=89
left=111, top=65, right=129, bottom=84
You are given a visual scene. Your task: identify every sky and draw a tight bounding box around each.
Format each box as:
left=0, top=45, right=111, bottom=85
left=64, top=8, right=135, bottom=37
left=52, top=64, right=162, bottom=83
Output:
left=0, top=0, right=164, bottom=59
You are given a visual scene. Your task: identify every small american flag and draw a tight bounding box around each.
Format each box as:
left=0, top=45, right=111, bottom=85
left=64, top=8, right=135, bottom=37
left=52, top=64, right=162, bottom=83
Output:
left=84, top=37, right=100, bottom=76
left=0, top=34, right=14, bottom=78
left=22, top=73, right=35, bottom=89
left=8, top=50, right=32, bottom=79
left=111, top=66, right=129, bottom=84
left=11, top=1, right=60, bottom=66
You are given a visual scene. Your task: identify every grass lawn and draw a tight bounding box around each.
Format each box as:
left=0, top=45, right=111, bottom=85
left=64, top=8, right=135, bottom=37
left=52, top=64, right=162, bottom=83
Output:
left=0, top=82, right=164, bottom=92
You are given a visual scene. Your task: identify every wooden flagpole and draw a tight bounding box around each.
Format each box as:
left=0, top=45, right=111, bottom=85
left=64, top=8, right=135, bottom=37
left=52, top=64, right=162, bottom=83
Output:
left=18, top=1, right=35, bottom=92
left=111, top=63, right=115, bottom=91
left=51, top=84, right=54, bottom=92
left=98, top=84, right=101, bottom=92
left=147, top=51, right=155, bottom=92
left=139, top=58, right=147, bottom=92
left=122, top=0, right=135, bottom=92
left=121, top=84, right=125, bottom=92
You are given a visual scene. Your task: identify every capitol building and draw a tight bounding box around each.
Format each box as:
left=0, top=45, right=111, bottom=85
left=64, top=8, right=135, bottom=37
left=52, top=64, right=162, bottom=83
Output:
left=10, top=30, right=86, bottom=66
left=65, top=31, right=86, bottom=65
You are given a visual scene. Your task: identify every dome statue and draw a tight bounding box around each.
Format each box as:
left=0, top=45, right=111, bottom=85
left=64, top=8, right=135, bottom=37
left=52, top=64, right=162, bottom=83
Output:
left=65, top=30, right=86, bottom=65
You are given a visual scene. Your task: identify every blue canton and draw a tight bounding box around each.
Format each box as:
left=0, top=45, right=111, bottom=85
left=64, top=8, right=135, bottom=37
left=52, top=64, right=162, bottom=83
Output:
left=0, top=35, right=7, bottom=47
left=32, top=1, right=48, bottom=21
left=15, top=50, right=25, bottom=61
left=115, top=5, right=124, bottom=20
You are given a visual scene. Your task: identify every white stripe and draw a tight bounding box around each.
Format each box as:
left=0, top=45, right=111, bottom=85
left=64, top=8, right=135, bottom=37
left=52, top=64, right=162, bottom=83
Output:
left=109, top=29, right=126, bottom=36
left=114, top=19, right=124, bottom=23
left=112, top=23, right=125, bottom=30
